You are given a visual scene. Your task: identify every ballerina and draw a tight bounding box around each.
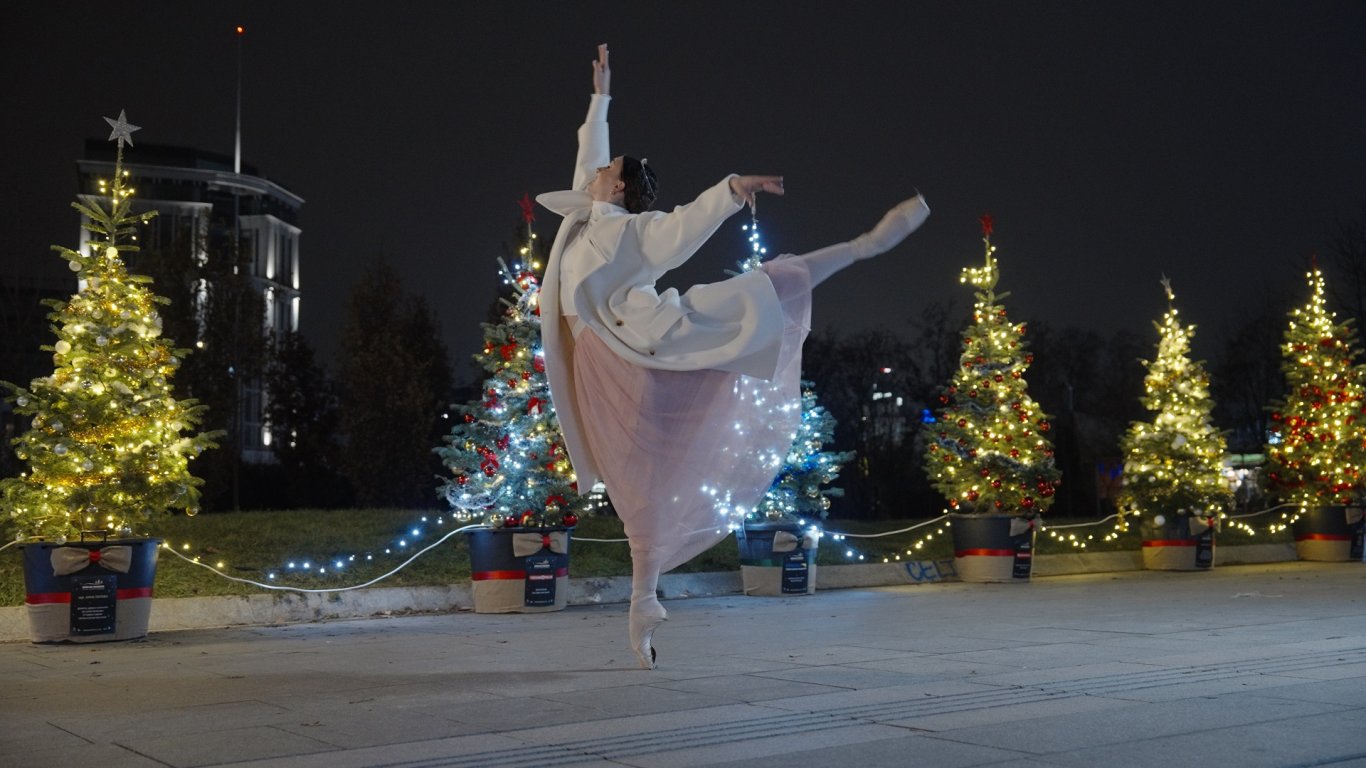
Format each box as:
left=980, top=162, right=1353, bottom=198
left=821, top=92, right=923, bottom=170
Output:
left=538, top=44, right=929, bottom=669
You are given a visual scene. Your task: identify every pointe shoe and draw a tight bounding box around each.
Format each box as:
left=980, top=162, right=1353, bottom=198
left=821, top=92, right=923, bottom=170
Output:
left=629, top=600, right=668, bottom=670
left=851, top=193, right=930, bottom=259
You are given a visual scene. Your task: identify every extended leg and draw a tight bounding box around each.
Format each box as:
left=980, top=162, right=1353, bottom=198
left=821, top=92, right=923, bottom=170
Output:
left=796, top=194, right=930, bottom=287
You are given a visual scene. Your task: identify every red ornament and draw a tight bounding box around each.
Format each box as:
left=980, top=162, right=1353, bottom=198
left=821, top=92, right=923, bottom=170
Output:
left=503, top=516, right=520, bottom=528
left=1021, top=497, right=1034, bottom=508
left=562, top=512, right=579, bottom=527
left=533, top=356, right=545, bottom=373
left=517, top=192, right=536, bottom=223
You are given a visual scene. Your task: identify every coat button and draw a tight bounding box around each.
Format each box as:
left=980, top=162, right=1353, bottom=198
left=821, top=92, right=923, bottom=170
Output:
left=615, top=320, right=623, bottom=326
left=649, top=350, right=656, bottom=355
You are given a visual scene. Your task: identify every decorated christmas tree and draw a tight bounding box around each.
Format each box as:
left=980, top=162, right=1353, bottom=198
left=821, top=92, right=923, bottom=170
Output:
left=736, top=215, right=853, bottom=523
left=754, top=382, right=854, bottom=522
left=1265, top=264, right=1366, bottom=507
left=1117, top=278, right=1231, bottom=525
left=923, top=215, right=1059, bottom=515
left=1, top=112, right=219, bottom=542
left=435, top=199, right=586, bottom=527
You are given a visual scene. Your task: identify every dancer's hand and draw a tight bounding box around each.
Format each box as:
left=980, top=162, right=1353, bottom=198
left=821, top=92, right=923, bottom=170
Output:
left=593, top=44, right=611, bottom=95
left=729, top=175, right=784, bottom=206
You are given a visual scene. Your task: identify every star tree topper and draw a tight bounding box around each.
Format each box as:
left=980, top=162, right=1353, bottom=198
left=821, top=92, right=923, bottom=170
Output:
left=104, top=109, right=141, bottom=148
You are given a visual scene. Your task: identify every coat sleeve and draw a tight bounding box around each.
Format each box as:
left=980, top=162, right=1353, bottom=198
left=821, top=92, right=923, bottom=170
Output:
left=632, top=175, right=744, bottom=272
left=572, top=95, right=611, bottom=192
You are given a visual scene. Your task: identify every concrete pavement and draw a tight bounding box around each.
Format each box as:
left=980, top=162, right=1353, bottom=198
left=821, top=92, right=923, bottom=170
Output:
left=2, top=562, right=1365, bottom=768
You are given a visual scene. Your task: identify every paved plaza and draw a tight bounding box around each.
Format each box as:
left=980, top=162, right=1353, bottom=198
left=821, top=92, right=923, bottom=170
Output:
left=2, top=562, right=1365, bottom=768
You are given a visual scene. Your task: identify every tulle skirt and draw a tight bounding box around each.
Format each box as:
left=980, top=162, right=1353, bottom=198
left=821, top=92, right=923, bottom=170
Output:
left=572, top=257, right=813, bottom=573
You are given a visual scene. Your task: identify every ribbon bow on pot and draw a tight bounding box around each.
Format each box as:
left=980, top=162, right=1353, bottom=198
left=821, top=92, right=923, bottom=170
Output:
left=50, top=545, right=134, bottom=576
left=511, top=531, right=569, bottom=557
left=771, top=531, right=818, bottom=552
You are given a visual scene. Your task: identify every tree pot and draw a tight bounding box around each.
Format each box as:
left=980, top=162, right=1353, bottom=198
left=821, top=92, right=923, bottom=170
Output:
left=1140, top=514, right=1216, bottom=571
left=950, top=514, right=1036, bottom=583
left=464, top=527, right=571, bottom=613
left=735, top=522, right=817, bottom=596
left=1291, top=506, right=1365, bottom=562
left=19, top=536, right=161, bottom=643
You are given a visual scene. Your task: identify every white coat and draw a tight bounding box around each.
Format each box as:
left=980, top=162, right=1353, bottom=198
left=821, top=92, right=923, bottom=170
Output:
left=537, top=95, right=786, bottom=492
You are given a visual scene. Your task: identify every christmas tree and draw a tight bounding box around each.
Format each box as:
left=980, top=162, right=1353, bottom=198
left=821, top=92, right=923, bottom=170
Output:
left=754, top=382, right=854, bottom=522
left=1, top=112, right=219, bottom=542
left=1265, top=264, right=1366, bottom=507
left=1117, top=278, right=1231, bottom=523
left=735, top=215, right=854, bottom=523
left=435, top=199, right=586, bottom=527
left=923, top=215, right=1059, bottom=515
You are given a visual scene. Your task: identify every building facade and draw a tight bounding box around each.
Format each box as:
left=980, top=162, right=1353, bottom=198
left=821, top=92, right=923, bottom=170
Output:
left=76, top=142, right=303, bottom=464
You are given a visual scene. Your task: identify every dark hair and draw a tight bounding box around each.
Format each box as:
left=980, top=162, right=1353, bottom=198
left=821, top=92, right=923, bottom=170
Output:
left=621, top=155, right=659, bottom=213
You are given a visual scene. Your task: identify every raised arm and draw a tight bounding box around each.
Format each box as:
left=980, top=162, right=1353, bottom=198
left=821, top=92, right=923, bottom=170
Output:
left=572, top=44, right=612, bottom=191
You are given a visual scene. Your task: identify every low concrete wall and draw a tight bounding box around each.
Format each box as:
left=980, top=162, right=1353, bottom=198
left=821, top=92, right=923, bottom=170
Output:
left=0, top=544, right=1305, bottom=642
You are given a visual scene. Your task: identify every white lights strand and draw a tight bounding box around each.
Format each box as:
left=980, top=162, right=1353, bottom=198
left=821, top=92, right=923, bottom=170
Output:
left=1225, top=502, right=1296, bottom=520
left=1040, top=513, right=1121, bottom=530
left=823, top=517, right=945, bottom=538
left=162, top=524, right=480, bottom=594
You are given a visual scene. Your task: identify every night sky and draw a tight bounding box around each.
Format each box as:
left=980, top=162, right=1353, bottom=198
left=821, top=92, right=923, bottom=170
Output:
left=6, top=2, right=1365, bottom=377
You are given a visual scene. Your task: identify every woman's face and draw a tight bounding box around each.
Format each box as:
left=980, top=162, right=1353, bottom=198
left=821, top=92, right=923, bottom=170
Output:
left=588, top=156, right=625, bottom=203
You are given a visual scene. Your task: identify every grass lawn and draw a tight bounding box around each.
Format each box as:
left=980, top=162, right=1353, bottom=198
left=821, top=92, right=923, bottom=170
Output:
left=0, top=509, right=1291, bottom=607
